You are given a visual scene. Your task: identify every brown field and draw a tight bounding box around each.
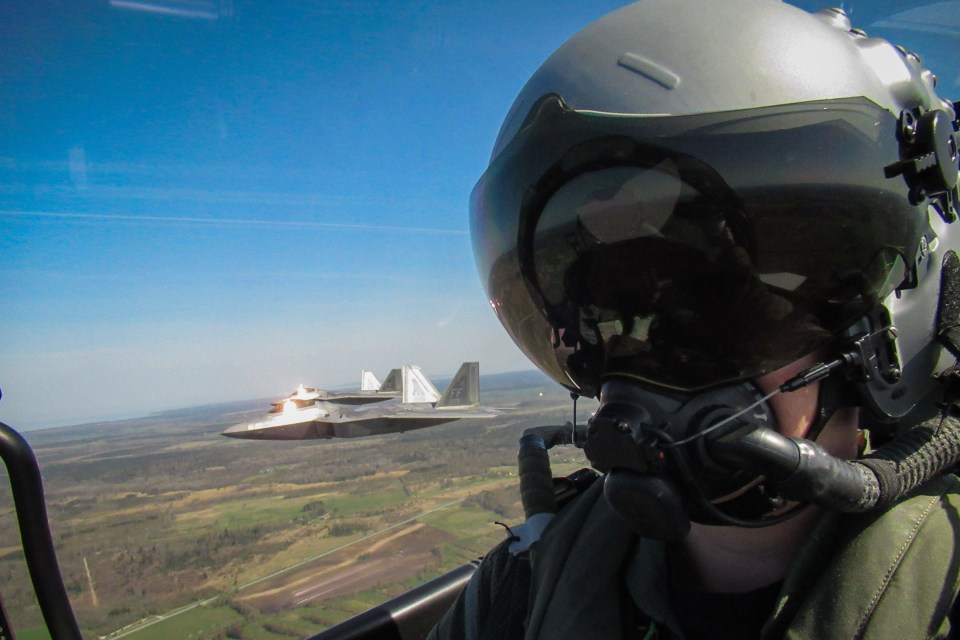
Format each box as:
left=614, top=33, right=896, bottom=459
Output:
left=238, top=522, right=448, bottom=613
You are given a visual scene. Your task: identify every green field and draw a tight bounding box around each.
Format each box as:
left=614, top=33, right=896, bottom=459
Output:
left=15, top=627, right=53, bottom=640
left=1, top=371, right=590, bottom=639
left=117, top=604, right=247, bottom=640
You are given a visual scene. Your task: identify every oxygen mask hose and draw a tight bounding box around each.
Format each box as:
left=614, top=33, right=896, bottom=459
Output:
left=706, top=410, right=960, bottom=513
left=518, top=430, right=560, bottom=519
left=592, top=351, right=960, bottom=535
left=850, top=412, right=960, bottom=509
left=507, top=425, right=576, bottom=554
left=772, top=353, right=960, bottom=511
left=669, top=348, right=960, bottom=513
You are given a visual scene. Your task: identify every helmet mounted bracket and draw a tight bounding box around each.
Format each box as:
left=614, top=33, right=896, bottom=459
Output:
left=884, top=104, right=960, bottom=224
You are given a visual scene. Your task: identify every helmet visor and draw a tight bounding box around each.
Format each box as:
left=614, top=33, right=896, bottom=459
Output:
left=471, top=95, right=920, bottom=394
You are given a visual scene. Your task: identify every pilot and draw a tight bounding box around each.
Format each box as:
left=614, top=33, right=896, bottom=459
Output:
left=430, top=0, right=960, bottom=638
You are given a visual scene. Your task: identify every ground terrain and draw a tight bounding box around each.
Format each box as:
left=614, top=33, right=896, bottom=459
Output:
left=0, top=371, right=592, bottom=640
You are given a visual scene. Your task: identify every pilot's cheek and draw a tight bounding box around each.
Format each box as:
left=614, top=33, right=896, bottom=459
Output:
left=754, top=354, right=820, bottom=440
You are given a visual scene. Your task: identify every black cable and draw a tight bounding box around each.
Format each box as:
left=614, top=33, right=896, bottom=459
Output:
left=0, top=421, right=83, bottom=640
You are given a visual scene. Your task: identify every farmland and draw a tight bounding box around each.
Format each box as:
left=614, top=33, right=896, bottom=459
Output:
left=0, top=371, right=593, bottom=639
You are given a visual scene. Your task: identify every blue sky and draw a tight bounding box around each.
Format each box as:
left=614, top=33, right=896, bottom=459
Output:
left=2, top=0, right=958, bottom=429
left=0, top=0, right=634, bottom=429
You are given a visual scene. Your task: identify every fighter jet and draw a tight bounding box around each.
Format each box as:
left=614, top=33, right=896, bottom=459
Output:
left=222, top=362, right=499, bottom=441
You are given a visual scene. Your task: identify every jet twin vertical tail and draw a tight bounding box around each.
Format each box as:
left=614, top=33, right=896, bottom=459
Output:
left=397, top=363, right=481, bottom=406
left=360, top=370, right=382, bottom=391
left=435, top=362, right=480, bottom=409
left=378, top=368, right=403, bottom=393
left=401, top=366, right=442, bottom=404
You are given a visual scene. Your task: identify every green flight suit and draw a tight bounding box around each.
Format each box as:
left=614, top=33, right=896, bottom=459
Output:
left=428, top=474, right=960, bottom=639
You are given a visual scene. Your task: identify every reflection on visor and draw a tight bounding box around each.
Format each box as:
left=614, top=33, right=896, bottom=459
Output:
left=472, top=95, right=921, bottom=394
left=567, top=161, right=681, bottom=243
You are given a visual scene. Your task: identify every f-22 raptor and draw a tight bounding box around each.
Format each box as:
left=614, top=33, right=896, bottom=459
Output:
left=221, top=362, right=498, bottom=441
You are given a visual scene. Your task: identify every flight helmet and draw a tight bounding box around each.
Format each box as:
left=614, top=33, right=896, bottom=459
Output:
left=470, top=0, right=959, bottom=533
left=472, top=0, right=958, bottom=419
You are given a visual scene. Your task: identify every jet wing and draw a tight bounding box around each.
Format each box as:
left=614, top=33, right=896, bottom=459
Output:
left=379, top=407, right=501, bottom=420
left=317, top=390, right=399, bottom=405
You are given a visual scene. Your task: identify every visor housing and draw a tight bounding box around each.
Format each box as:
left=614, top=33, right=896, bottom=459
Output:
left=471, top=95, right=922, bottom=396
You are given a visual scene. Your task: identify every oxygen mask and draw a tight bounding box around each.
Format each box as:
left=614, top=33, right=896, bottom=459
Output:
left=582, top=336, right=960, bottom=541
left=585, top=376, right=785, bottom=539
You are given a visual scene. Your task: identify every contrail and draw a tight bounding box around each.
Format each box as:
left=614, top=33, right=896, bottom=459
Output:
left=108, top=0, right=229, bottom=20
left=0, top=210, right=468, bottom=235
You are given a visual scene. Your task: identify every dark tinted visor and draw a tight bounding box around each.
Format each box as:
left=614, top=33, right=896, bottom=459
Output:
left=471, top=95, right=921, bottom=395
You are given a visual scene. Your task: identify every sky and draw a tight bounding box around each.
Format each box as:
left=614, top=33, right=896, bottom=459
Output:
left=0, top=0, right=632, bottom=429
left=1, top=0, right=958, bottom=430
